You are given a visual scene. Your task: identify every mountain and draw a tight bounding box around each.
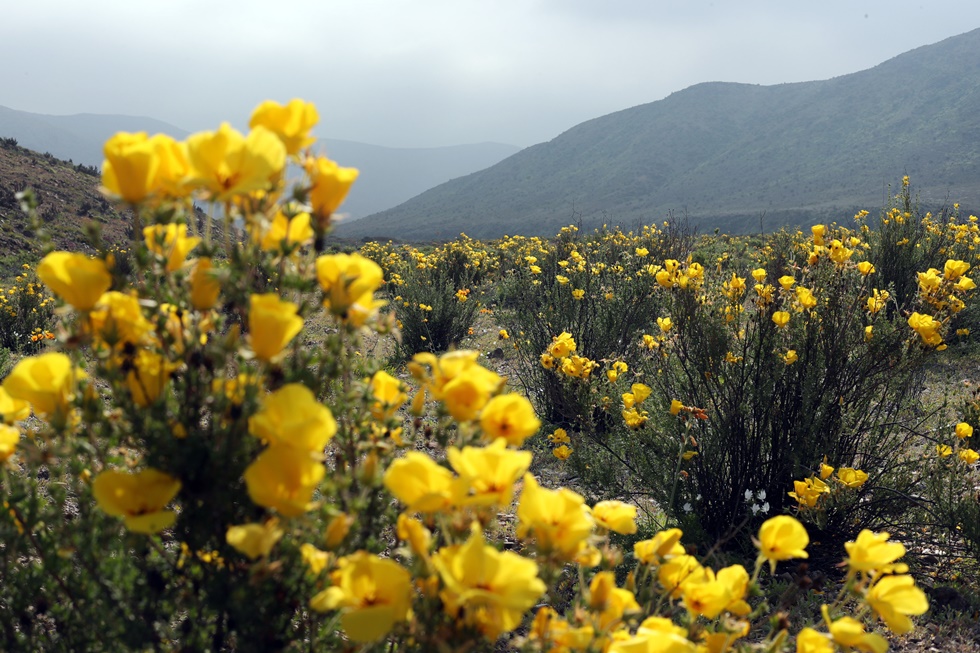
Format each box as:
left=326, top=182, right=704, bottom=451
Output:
left=317, top=140, right=520, bottom=220
left=338, top=28, right=980, bottom=241
left=0, top=106, right=521, bottom=221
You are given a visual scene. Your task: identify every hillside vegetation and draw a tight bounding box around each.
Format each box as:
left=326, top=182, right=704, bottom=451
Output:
left=339, top=28, right=980, bottom=241
left=0, top=138, right=129, bottom=271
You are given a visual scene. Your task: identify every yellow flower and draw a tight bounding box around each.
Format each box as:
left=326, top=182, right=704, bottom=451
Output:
left=954, top=276, right=976, bottom=293
left=258, top=209, right=314, bottom=252
left=0, top=424, right=20, bottom=462
left=243, top=445, right=324, bottom=516
left=572, top=288, right=585, bottom=300
left=324, top=512, right=354, bottom=549
left=143, top=223, right=201, bottom=272
left=548, top=428, right=571, bottom=444
left=756, top=515, right=808, bottom=571
left=149, top=133, right=192, bottom=198
left=820, top=460, right=835, bottom=479
left=315, top=253, right=384, bottom=319
left=778, top=275, right=796, bottom=290
left=751, top=268, right=767, bottom=283
left=433, top=527, right=546, bottom=639
left=822, top=605, right=888, bottom=653
left=189, top=257, right=221, bottom=310
left=917, top=268, right=942, bottom=295
left=635, top=247, right=649, bottom=257
left=622, top=407, right=648, bottom=429
left=837, top=467, right=869, bottom=488
left=3, top=352, right=83, bottom=417
left=248, top=383, right=336, bottom=453
left=589, top=571, right=640, bottom=629
left=552, top=444, right=573, bottom=459
left=548, top=331, right=577, bottom=358
left=857, top=261, right=876, bottom=275
left=306, top=155, right=359, bottom=221
left=592, top=500, right=637, bottom=535
left=936, top=444, right=953, bottom=457
left=959, top=448, right=979, bottom=464
left=829, top=239, right=854, bottom=264
left=100, top=131, right=159, bottom=203
left=844, top=530, right=907, bottom=575
left=669, top=399, right=684, bottom=416
left=0, top=387, right=31, bottom=424
left=811, top=224, right=826, bottom=246
left=788, top=476, right=830, bottom=508
left=225, top=519, right=284, bottom=559
left=447, top=438, right=532, bottom=506
left=396, top=513, right=432, bottom=559
left=517, top=473, right=593, bottom=558
left=772, top=311, right=790, bottom=328
left=658, top=554, right=706, bottom=598
left=796, top=627, right=834, bottom=653
left=185, top=123, right=286, bottom=200
left=440, top=365, right=501, bottom=422
left=634, top=528, right=685, bottom=565
left=609, top=617, right=697, bottom=653
left=368, top=370, right=408, bottom=420
left=90, top=291, right=153, bottom=347
left=37, top=251, right=112, bottom=311
left=479, top=393, right=541, bottom=446
left=383, top=451, right=454, bottom=512
left=865, top=325, right=874, bottom=342
left=126, top=349, right=176, bottom=407
left=248, top=293, right=304, bottom=362
left=656, top=269, right=675, bottom=288
left=681, top=568, right=734, bottom=619
left=796, top=286, right=817, bottom=310
left=944, top=258, right=971, bottom=280
left=530, top=608, right=595, bottom=652
left=300, top=543, right=330, bottom=575
left=783, top=349, right=798, bottom=365
left=92, top=468, right=181, bottom=534
left=657, top=316, right=673, bottom=332
left=310, top=552, right=412, bottom=642
left=955, top=422, right=974, bottom=439
left=560, top=354, right=598, bottom=379
left=865, top=574, right=928, bottom=634
left=908, top=312, right=943, bottom=347
left=249, top=99, right=319, bottom=155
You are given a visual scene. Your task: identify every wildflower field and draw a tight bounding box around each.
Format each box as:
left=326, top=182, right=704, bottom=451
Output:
left=2, top=99, right=980, bottom=652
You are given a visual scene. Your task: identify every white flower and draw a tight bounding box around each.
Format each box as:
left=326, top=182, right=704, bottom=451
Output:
left=750, top=504, right=761, bottom=515
left=761, top=502, right=770, bottom=514
left=744, top=489, right=753, bottom=502
left=696, top=494, right=702, bottom=500
left=757, top=490, right=767, bottom=501
left=683, top=502, right=693, bottom=513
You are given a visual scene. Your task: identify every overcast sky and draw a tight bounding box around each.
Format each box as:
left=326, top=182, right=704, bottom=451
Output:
left=1, top=1, right=978, bottom=148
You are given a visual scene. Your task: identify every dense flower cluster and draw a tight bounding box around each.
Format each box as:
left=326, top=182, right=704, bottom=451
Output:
left=0, top=102, right=951, bottom=652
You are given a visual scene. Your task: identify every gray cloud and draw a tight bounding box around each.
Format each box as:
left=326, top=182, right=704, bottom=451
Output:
left=1, top=1, right=977, bottom=148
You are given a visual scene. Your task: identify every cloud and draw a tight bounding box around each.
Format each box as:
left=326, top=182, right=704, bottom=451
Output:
left=0, top=0, right=977, bottom=147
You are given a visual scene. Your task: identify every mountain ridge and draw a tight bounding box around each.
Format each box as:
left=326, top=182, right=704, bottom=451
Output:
left=0, top=106, right=521, bottom=221
left=338, top=27, right=980, bottom=241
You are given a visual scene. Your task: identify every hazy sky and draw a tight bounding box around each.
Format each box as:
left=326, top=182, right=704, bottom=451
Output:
left=2, top=1, right=978, bottom=148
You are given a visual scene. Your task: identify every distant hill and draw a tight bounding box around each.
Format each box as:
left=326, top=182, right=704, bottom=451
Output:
left=338, top=28, right=980, bottom=241
left=0, top=106, right=521, bottom=221
left=320, top=140, right=520, bottom=220
left=0, top=139, right=129, bottom=270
